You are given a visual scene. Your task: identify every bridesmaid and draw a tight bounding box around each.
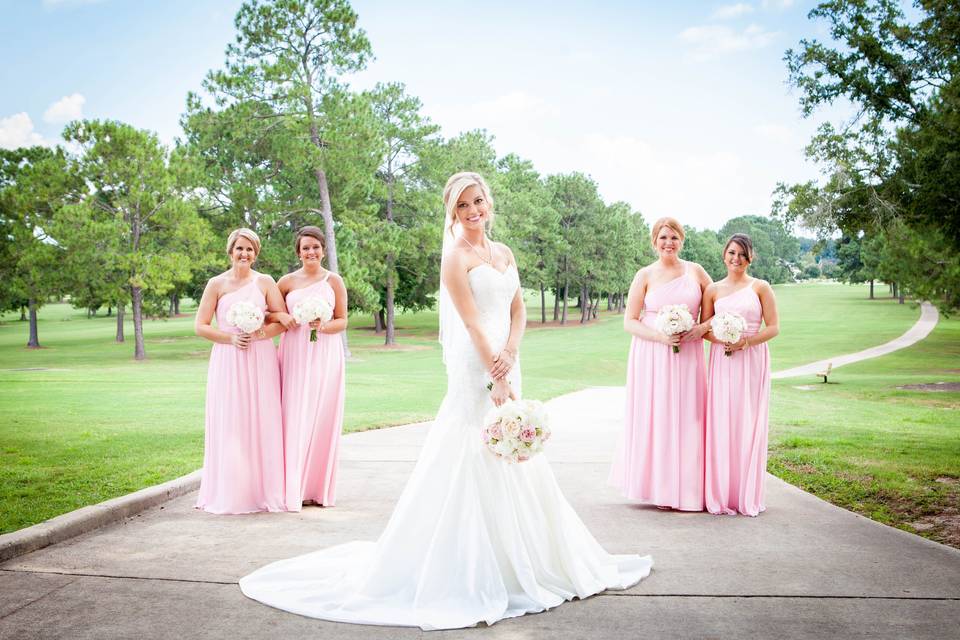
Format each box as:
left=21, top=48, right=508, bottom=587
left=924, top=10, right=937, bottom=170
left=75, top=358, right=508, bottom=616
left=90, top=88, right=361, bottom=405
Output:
left=609, top=217, right=712, bottom=511
left=702, top=234, right=779, bottom=516
left=194, top=228, right=287, bottom=514
left=272, top=226, right=348, bottom=510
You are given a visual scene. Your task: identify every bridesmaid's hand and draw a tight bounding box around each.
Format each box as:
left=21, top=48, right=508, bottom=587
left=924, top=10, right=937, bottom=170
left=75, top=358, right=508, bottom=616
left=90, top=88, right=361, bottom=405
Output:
left=231, top=333, right=251, bottom=350
left=659, top=332, right=681, bottom=348
left=725, top=337, right=749, bottom=354
left=681, top=322, right=709, bottom=342
left=308, top=319, right=324, bottom=332
left=490, top=349, right=516, bottom=380
left=274, top=312, right=298, bottom=330
left=489, top=379, right=515, bottom=407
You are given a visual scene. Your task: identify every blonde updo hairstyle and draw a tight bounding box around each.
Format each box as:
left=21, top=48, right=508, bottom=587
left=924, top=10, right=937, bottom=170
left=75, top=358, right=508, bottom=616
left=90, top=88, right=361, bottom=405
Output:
left=226, top=227, right=261, bottom=257
left=442, top=172, right=495, bottom=237
left=650, top=216, right=685, bottom=248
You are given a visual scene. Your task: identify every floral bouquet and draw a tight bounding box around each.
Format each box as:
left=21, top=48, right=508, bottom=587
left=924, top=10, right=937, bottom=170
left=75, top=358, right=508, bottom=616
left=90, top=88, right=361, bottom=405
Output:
left=481, top=399, right=552, bottom=463
left=226, top=301, right=264, bottom=335
left=655, top=303, right=694, bottom=353
left=293, top=296, right=333, bottom=342
left=711, top=311, right=747, bottom=356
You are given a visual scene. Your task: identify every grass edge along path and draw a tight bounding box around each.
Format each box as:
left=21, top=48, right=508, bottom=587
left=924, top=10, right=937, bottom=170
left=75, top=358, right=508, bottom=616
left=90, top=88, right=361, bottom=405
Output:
left=768, top=316, right=960, bottom=550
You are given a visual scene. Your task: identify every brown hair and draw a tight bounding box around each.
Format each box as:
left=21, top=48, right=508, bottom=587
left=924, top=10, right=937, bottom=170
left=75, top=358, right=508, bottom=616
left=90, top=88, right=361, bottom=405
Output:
left=295, top=226, right=326, bottom=255
left=226, top=228, right=261, bottom=256
left=650, top=217, right=685, bottom=246
left=723, top=233, right=754, bottom=263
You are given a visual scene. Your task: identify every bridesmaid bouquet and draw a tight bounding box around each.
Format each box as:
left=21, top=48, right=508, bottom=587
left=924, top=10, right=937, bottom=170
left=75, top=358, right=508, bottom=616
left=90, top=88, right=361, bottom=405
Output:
left=292, top=296, right=334, bottom=342
left=226, top=301, right=264, bottom=335
left=711, top=311, right=747, bottom=356
left=482, top=399, right=552, bottom=463
left=655, top=304, right=694, bottom=353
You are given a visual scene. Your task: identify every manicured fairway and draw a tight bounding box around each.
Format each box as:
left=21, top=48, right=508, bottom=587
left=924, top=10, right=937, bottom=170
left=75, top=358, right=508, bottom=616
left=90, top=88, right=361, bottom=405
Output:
left=0, top=283, right=934, bottom=535
left=769, top=316, right=960, bottom=548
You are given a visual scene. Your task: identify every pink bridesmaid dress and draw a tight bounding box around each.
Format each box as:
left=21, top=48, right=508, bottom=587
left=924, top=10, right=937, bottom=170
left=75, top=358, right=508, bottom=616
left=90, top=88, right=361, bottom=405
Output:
left=197, top=281, right=285, bottom=514
left=705, top=284, right=771, bottom=517
left=280, top=274, right=345, bottom=511
left=610, top=264, right=706, bottom=511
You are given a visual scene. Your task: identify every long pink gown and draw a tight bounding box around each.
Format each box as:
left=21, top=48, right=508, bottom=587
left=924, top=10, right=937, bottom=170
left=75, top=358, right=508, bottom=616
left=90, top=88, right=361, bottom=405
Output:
left=280, top=275, right=345, bottom=511
left=609, top=264, right=706, bottom=511
left=196, top=281, right=285, bottom=514
left=705, top=284, right=771, bottom=517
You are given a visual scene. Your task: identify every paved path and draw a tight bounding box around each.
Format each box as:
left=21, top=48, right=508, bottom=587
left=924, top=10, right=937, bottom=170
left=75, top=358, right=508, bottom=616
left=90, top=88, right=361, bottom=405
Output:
left=2, top=386, right=959, bottom=639
left=772, top=301, right=938, bottom=379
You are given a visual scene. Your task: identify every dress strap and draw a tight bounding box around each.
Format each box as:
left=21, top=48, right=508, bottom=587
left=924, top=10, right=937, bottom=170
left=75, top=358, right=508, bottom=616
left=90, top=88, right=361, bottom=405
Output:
left=321, top=271, right=331, bottom=283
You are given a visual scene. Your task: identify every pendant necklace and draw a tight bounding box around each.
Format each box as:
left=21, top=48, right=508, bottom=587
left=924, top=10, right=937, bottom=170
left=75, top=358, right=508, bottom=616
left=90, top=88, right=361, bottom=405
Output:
left=463, top=235, right=493, bottom=265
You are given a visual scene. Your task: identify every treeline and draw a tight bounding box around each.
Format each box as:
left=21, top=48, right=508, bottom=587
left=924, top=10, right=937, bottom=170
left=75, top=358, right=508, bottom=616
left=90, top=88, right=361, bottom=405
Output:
left=0, top=0, right=659, bottom=359
left=774, top=0, right=960, bottom=313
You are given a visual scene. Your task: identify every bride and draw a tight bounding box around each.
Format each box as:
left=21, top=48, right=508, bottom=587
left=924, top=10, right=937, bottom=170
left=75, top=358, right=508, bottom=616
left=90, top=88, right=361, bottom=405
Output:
left=239, top=172, right=653, bottom=630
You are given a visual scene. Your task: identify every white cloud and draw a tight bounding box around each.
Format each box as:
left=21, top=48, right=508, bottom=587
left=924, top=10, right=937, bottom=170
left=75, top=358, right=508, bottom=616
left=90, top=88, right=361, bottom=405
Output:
left=43, top=93, right=86, bottom=124
left=753, top=122, right=801, bottom=146
left=426, top=91, right=551, bottom=137
left=0, top=113, right=51, bottom=150
left=761, top=0, right=795, bottom=9
left=573, top=133, right=758, bottom=229
left=712, top=3, right=755, bottom=20
left=679, top=23, right=779, bottom=60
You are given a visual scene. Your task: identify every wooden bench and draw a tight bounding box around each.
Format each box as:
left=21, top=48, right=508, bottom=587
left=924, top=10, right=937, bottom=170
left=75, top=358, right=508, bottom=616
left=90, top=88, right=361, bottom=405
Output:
left=816, top=362, right=832, bottom=383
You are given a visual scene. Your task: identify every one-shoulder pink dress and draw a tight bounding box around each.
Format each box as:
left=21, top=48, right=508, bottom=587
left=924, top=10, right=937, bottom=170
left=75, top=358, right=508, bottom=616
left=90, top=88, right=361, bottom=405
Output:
left=197, top=280, right=285, bottom=514
left=609, top=265, right=706, bottom=511
left=280, top=275, right=345, bottom=510
left=705, top=284, right=771, bottom=517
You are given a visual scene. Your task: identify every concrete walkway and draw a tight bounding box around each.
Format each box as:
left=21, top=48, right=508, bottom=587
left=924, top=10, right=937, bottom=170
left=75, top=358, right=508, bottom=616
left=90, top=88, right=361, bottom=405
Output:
left=772, top=301, right=938, bottom=379
left=2, top=386, right=959, bottom=639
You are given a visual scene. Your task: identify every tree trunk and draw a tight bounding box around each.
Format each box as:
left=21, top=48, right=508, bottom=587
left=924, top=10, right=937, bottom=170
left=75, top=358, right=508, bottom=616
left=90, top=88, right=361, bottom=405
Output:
left=580, top=284, right=589, bottom=323
left=607, top=293, right=612, bottom=311
left=19, top=305, right=27, bottom=321
left=898, top=287, right=905, bottom=304
left=107, top=305, right=112, bottom=317
left=27, top=298, right=39, bottom=348
left=385, top=261, right=396, bottom=346
left=116, top=304, right=125, bottom=343
left=561, top=279, right=569, bottom=324
left=373, top=311, right=383, bottom=333
left=553, top=281, right=560, bottom=321
left=168, top=294, right=176, bottom=317
left=618, top=291, right=626, bottom=313
left=132, top=285, right=145, bottom=360
left=869, top=279, right=874, bottom=299
left=892, top=282, right=898, bottom=299
left=540, top=284, right=546, bottom=324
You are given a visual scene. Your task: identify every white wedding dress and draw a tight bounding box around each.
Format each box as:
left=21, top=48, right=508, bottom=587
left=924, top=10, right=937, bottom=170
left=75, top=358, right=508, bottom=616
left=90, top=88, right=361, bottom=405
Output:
left=239, top=264, right=653, bottom=630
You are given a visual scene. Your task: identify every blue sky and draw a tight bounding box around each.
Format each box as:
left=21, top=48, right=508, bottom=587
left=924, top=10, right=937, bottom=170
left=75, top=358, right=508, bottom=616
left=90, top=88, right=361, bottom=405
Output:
left=1, top=0, right=846, bottom=230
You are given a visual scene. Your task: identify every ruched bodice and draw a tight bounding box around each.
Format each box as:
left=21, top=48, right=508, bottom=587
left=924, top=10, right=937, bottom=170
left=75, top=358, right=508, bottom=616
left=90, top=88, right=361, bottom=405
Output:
left=215, top=280, right=265, bottom=334
left=641, top=268, right=703, bottom=328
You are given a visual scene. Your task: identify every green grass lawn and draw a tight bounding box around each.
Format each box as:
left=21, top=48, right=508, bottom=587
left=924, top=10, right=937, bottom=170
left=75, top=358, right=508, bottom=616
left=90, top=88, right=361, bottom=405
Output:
left=0, top=282, right=937, bottom=537
left=769, top=316, right=960, bottom=549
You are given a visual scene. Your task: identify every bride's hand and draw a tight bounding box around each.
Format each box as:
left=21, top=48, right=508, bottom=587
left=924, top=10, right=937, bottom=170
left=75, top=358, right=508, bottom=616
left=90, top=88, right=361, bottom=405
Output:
left=490, top=348, right=516, bottom=380
left=489, top=379, right=515, bottom=407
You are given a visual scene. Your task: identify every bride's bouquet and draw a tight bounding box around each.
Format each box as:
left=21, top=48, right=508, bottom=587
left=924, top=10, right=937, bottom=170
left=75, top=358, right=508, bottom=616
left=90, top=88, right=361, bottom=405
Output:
left=711, top=311, right=747, bottom=356
left=292, top=296, right=334, bottom=342
left=482, top=399, right=552, bottom=463
left=226, top=301, right=264, bottom=335
left=655, top=304, right=694, bottom=353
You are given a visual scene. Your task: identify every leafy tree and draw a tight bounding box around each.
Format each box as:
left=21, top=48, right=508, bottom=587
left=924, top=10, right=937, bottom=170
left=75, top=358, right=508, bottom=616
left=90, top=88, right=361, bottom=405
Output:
left=198, top=0, right=373, bottom=279
left=0, top=147, right=79, bottom=347
left=680, top=228, right=724, bottom=280
left=368, top=82, right=440, bottom=344
left=65, top=120, right=210, bottom=360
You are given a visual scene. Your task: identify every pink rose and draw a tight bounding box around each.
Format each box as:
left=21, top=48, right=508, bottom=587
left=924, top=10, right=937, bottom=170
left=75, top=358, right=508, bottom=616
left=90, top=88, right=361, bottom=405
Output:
left=520, top=426, right=536, bottom=443
left=488, top=422, right=503, bottom=440
left=481, top=428, right=491, bottom=443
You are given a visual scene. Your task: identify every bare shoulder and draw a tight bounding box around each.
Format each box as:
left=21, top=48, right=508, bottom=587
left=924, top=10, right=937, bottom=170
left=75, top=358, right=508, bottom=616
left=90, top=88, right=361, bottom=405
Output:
left=703, top=281, right=720, bottom=296
left=326, top=271, right=346, bottom=288
left=685, top=260, right=711, bottom=279
left=493, top=241, right=517, bottom=265
left=276, top=272, right=296, bottom=287
left=753, top=278, right=774, bottom=294
left=255, top=271, right=277, bottom=286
